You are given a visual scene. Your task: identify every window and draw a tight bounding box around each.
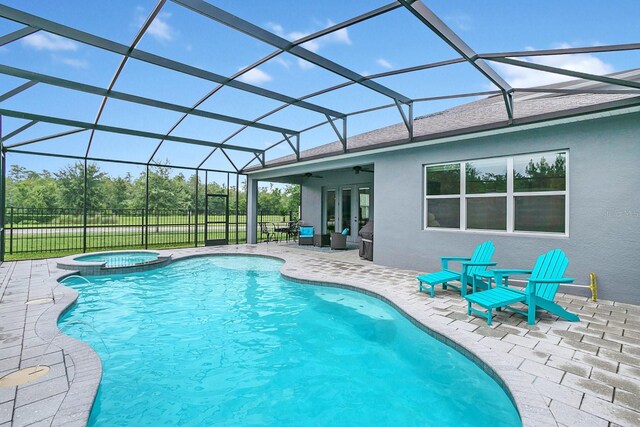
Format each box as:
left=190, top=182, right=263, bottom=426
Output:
left=425, top=164, right=460, bottom=228
left=465, top=158, right=507, bottom=230
left=424, top=151, right=567, bottom=234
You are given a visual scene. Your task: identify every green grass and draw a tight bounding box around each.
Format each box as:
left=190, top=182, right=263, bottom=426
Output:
left=2, top=211, right=296, bottom=261
left=4, top=228, right=250, bottom=261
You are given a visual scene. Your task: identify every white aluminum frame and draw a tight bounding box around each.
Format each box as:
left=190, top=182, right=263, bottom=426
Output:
left=423, top=150, right=569, bottom=236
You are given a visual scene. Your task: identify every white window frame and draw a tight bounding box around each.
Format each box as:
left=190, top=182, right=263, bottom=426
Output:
left=424, top=151, right=569, bottom=236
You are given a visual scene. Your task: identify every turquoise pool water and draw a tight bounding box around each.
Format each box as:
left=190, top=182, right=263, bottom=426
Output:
left=59, top=256, right=521, bottom=426
left=74, top=251, right=158, bottom=267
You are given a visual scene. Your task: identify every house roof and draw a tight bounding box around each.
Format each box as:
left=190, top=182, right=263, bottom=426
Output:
left=253, top=69, right=640, bottom=170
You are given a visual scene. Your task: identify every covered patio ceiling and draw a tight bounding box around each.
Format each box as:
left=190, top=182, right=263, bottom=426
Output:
left=0, top=0, right=639, bottom=174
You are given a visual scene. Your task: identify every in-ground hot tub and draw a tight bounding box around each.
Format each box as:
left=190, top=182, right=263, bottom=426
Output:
left=75, top=251, right=160, bottom=267
left=57, top=250, right=171, bottom=275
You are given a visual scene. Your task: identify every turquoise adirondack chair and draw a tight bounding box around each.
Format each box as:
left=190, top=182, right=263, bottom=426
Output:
left=465, top=249, right=580, bottom=325
left=417, top=241, right=496, bottom=297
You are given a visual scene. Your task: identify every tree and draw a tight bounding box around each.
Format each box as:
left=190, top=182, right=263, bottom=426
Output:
left=282, top=185, right=300, bottom=215
left=103, top=173, right=134, bottom=210
left=516, top=154, right=566, bottom=191
left=55, top=162, right=106, bottom=209
left=131, top=164, right=190, bottom=211
left=9, top=170, right=57, bottom=209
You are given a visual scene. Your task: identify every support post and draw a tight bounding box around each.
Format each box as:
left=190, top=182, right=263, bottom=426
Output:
left=342, top=117, right=347, bottom=152
left=246, top=177, right=258, bottom=244
left=395, top=101, right=414, bottom=140
left=282, top=133, right=300, bottom=161
left=140, top=208, right=144, bottom=246
left=325, top=114, right=347, bottom=152
left=145, top=164, right=149, bottom=249
left=204, top=171, right=208, bottom=243
left=82, top=158, right=88, bottom=253
left=244, top=176, right=248, bottom=244
left=235, top=173, right=239, bottom=244
left=194, top=168, right=199, bottom=247
left=9, top=206, right=13, bottom=255
left=0, top=145, right=5, bottom=262
left=226, top=172, right=230, bottom=244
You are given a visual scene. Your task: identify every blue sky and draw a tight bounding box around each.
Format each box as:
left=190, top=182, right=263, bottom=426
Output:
left=0, top=0, right=639, bottom=179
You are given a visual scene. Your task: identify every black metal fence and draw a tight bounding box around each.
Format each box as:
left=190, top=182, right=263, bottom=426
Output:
left=257, top=211, right=299, bottom=243
left=3, top=207, right=297, bottom=260
left=3, top=207, right=247, bottom=260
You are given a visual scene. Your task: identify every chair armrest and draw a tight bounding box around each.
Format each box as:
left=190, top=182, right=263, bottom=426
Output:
left=441, top=256, right=471, bottom=270
left=461, top=261, right=497, bottom=267
left=461, top=261, right=496, bottom=275
left=530, top=277, right=574, bottom=284
left=528, top=277, right=574, bottom=295
left=491, top=269, right=533, bottom=275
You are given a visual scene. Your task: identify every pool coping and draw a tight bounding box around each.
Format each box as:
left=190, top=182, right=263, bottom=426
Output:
left=34, top=247, right=554, bottom=426
left=56, top=250, right=171, bottom=276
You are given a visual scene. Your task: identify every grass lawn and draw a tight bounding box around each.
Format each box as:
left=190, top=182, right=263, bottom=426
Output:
left=3, top=211, right=296, bottom=261
left=4, top=228, right=250, bottom=261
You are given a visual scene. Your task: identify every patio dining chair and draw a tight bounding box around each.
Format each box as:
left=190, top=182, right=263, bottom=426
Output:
left=259, top=222, right=278, bottom=243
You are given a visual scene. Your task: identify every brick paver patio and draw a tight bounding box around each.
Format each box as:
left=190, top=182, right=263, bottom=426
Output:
left=1, top=244, right=639, bottom=426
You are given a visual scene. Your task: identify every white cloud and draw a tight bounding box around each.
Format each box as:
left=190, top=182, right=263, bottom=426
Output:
left=446, top=13, right=472, bottom=31
left=147, top=13, right=175, bottom=42
left=237, top=67, right=272, bottom=85
left=275, top=57, right=291, bottom=69
left=22, top=33, right=78, bottom=51
left=322, top=21, right=351, bottom=45
left=495, top=44, right=615, bottom=88
left=266, top=22, right=284, bottom=36
left=267, top=20, right=352, bottom=70
left=52, top=55, right=89, bottom=69
left=376, top=58, right=393, bottom=69
left=297, top=58, right=314, bottom=70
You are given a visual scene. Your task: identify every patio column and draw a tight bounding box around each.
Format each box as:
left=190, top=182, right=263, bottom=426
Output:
left=246, top=176, right=259, bottom=243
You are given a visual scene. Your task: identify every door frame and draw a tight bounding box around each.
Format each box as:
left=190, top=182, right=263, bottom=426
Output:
left=205, top=193, right=229, bottom=246
left=323, top=184, right=373, bottom=242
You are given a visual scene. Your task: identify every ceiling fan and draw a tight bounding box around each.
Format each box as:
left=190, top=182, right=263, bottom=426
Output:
left=303, top=172, right=323, bottom=179
left=353, top=166, right=374, bottom=174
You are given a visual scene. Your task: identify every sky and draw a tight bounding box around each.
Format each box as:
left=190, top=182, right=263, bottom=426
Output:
left=0, top=0, right=638, bottom=180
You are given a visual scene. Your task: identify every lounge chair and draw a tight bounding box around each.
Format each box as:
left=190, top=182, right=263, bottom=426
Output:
left=416, top=241, right=495, bottom=297
left=465, top=249, right=580, bottom=325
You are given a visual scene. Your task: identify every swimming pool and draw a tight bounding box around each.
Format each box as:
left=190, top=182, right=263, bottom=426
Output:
left=74, top=251, right=159, bottom=267
left=59, top=256, right=521, bottom=426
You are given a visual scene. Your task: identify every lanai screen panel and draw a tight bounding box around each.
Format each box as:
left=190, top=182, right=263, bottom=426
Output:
left=0, top=0, right=638, bottom=172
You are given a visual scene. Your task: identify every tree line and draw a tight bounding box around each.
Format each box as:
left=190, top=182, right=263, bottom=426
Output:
left=5, top=162, right=300, bottom=214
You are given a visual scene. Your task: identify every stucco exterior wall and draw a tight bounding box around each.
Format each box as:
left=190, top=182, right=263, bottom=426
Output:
left=373, top=112, right=640, bottom=304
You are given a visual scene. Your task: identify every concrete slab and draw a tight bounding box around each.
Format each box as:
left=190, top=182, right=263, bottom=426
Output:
left=0, top=243, right=638, bottom=426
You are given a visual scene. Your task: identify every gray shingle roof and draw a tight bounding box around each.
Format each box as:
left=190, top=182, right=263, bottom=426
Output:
left=253, top=70, right=640, bottom=169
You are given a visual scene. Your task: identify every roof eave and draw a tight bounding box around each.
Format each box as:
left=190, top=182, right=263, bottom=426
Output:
left=245, top=96, right=640, bottom=175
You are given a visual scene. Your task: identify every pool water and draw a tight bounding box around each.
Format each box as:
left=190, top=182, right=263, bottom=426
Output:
left=74, top=251, right=159, bottom=267
left=59, top=256, right=521, bottom=426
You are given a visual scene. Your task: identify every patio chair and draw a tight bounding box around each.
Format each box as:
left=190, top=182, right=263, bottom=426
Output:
left=286, top=220, right=301, bottom=242
left=259, top=222, right=278, bottom=243
left=417, top=241, right=495, bottom=298
left=465, top=249, right=580, bottom=325
left=298, top=225, right=314, bottom=245
left=330, top=231, right=347, bottom=250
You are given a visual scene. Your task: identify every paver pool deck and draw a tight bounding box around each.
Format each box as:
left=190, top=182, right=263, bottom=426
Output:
left=1, top=244, right=639, bottom=426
